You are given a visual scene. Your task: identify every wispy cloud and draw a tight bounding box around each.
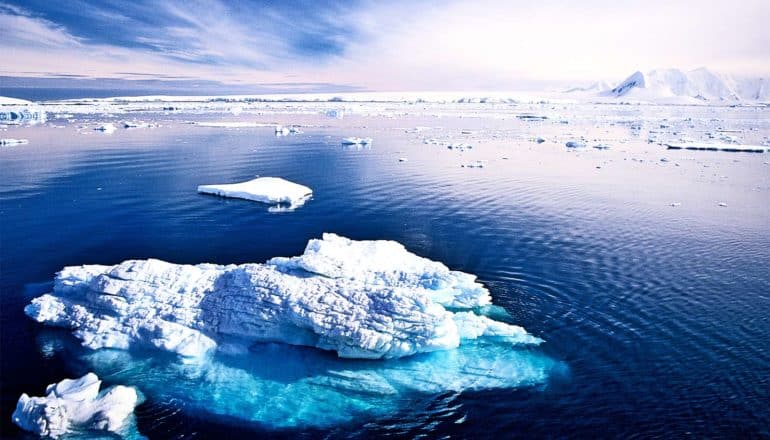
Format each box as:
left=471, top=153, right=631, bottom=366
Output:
left=0, top=0, right=768, bottom=92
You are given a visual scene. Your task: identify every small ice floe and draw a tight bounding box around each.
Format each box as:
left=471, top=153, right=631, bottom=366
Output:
left=94, top=123, right=116, bottom=133
left=718, top=202, right=728, bottom=207
left=123, top=121, right=150, bottom=129
left=399, top=157, right=408, bottom=162
left=447, top=142, right=472, bottom=151
left=0, top=138, right=29, bottom=146
left=275, top=125, right=302, bottom=136
left=535, top=137, right=546, bottom=144
left=325, top=109, right=344, bottom=119
left=665, top=142, right=767, bottom=153
left=670, top=202, right=682, bottom=207
left=593, top=144, right=611, bottom=150
left=462, top=160, right=488, bottom=168
left=341, top=137, right=372, bottom=145
left=565, top=141, right=587, bottom=148
left=12, top=373, right=140, bottom=439
left=660, top=158, right=669, bottom=162
left=198, top=177, right=312, bottom=209
left=517, top=114, right=548, bottom=121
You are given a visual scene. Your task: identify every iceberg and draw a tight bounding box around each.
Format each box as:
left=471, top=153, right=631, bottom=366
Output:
left=12, top=373, right=140, bottom=439
left=25, top=234, right=540, bottom=360
left=197, top=177, right=312, bottom=209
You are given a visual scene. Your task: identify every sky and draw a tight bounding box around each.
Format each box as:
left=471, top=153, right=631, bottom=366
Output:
left=0, top=0, right=768, bottom=93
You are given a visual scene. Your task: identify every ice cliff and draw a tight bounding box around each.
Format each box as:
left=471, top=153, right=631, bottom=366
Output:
left=25, top=234, right=541, bottom=360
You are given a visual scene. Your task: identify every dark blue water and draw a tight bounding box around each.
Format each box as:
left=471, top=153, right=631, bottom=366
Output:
left=1, top=114, right=769, bottom=438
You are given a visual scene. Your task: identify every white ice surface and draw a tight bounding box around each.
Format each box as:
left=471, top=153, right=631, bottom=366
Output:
left=12, top=373, right=139, bottom=439
left=197, top=177, right=312, bottom=208
left=341, top=137, right=372, bottom=145
left=25, top=234, right=540, bottom=360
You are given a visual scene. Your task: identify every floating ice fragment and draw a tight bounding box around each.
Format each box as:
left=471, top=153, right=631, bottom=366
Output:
left=275, top=125, right=302, bottom=136
left=718, top=202, right=728, bottom=207
left=197, top=177, right=312, bottom=209
left=462, top=160, right=487, bottom=168
left=670, top=202, right=682, bottom=207
left=123, top=121, right=150, bottom=129
left=12, top=373, right=140, bottom=439
left=94, top=123, right=116, bottom=133
left=399, top=157, right=408, bottom=162
left=566, top=141, right=586, bottom=148
left=25, top=234, right=540, bottom=360
left=665, top=142, right=767, bottom=153
left=341, top=137, right=372, bottom=145
left=0, top=138, right=29, bottom=146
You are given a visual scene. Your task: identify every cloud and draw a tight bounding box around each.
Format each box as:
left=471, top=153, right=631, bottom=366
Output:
left=1, top=0, right=768, bottom=92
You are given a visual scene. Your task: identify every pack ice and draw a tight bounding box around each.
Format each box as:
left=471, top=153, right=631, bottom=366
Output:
left=12, top=373, right=139, bottom=439
left=25, top=234, right=541, bottom=360
left=197, top=177, right=312, bottom=209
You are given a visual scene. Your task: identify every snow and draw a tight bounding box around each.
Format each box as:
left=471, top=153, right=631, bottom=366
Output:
left=0, top=96, right=34, bottom=105
left=24, top=234, right=541, bottom=360
left=1, top=138, right=29, bottom=146
left=197, top=176, right=313, bottom=208
left=12, top=373, right=139, bottom=439
left=341, top=137, right=373, bottom=145
left=603, top=68, right=767, bottom=102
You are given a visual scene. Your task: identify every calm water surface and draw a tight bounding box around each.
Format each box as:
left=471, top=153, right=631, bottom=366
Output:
left=1, top=108, right=769, bottom=438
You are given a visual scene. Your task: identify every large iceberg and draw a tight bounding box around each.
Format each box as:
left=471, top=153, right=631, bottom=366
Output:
left=25, top=234, right=540, bottom=360
left=12, top=373, right=140, bottom=439
left=197, top=177, right=312, bottom=209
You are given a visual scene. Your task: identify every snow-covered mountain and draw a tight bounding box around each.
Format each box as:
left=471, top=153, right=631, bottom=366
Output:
left=602, top=68, right=769, bottom=102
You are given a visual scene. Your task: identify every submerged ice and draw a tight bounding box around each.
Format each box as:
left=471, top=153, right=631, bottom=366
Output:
left=26, top=234, right=540, bottom=360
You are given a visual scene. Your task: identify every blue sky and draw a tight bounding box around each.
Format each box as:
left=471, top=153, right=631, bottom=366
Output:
left=1, top=0, right=768, bottom=93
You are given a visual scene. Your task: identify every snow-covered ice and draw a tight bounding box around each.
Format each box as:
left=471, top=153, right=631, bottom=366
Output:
left=197, top=177, right=312, bottom=209
left=25, top=234, right=540, bottom=360
left=12, top=373, right=140, bottom=439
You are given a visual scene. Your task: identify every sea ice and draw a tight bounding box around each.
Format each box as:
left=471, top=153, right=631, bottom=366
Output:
left=25, top=234, right=541, bottom=360
left=197, top=176, right=312, bottom=208
left=341, top=137, right=372, bottom=145
left=12, top=373, right=140, bottom=439
left=94, top=123, right=116, bottom=133
left=665, top=142, right=767, bottom=153
left=565, top=141, right=587, bottom=148
left=0, top=138, right=29, bottom=146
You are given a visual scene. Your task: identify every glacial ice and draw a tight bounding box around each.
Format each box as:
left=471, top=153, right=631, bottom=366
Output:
left=12, top=373, right=140, bottom=439
left=25, top=234, right=540, bottom=360
left=197, top=176, right=312, bottom=208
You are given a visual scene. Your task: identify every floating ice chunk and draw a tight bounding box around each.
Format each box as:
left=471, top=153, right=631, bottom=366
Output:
left=275, top=125, right=302, bottom=136
left=565, top=141, right=587, bottom=148
left=25, top=234, right=539, bottom=360
left=123, top=121, right=149, bottom=129
left=341, top=137, right=372, bottom=145
left=0, top=106, right=47, bottom=125
left=461, top=160, right=488, bottom=168
left=0, top=138, right=29, bottom=146
left=593, top=144, right=611, bottom=150
left=12, top=373, right=139, bottom=439
left=325, top=109, right=344, bottom=119
left=535, top=137, right=546, bottom=144
left=665, top=142, right=767, bottom=153
left=399, top=157, right=408, bottom=162
left=94, top=123, right=116, bottom=133
left=197, top=177, right=312, bottom=208
left=718, top=202, right=728, bottom=207
left=670, top=202, right=682, bottom=207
